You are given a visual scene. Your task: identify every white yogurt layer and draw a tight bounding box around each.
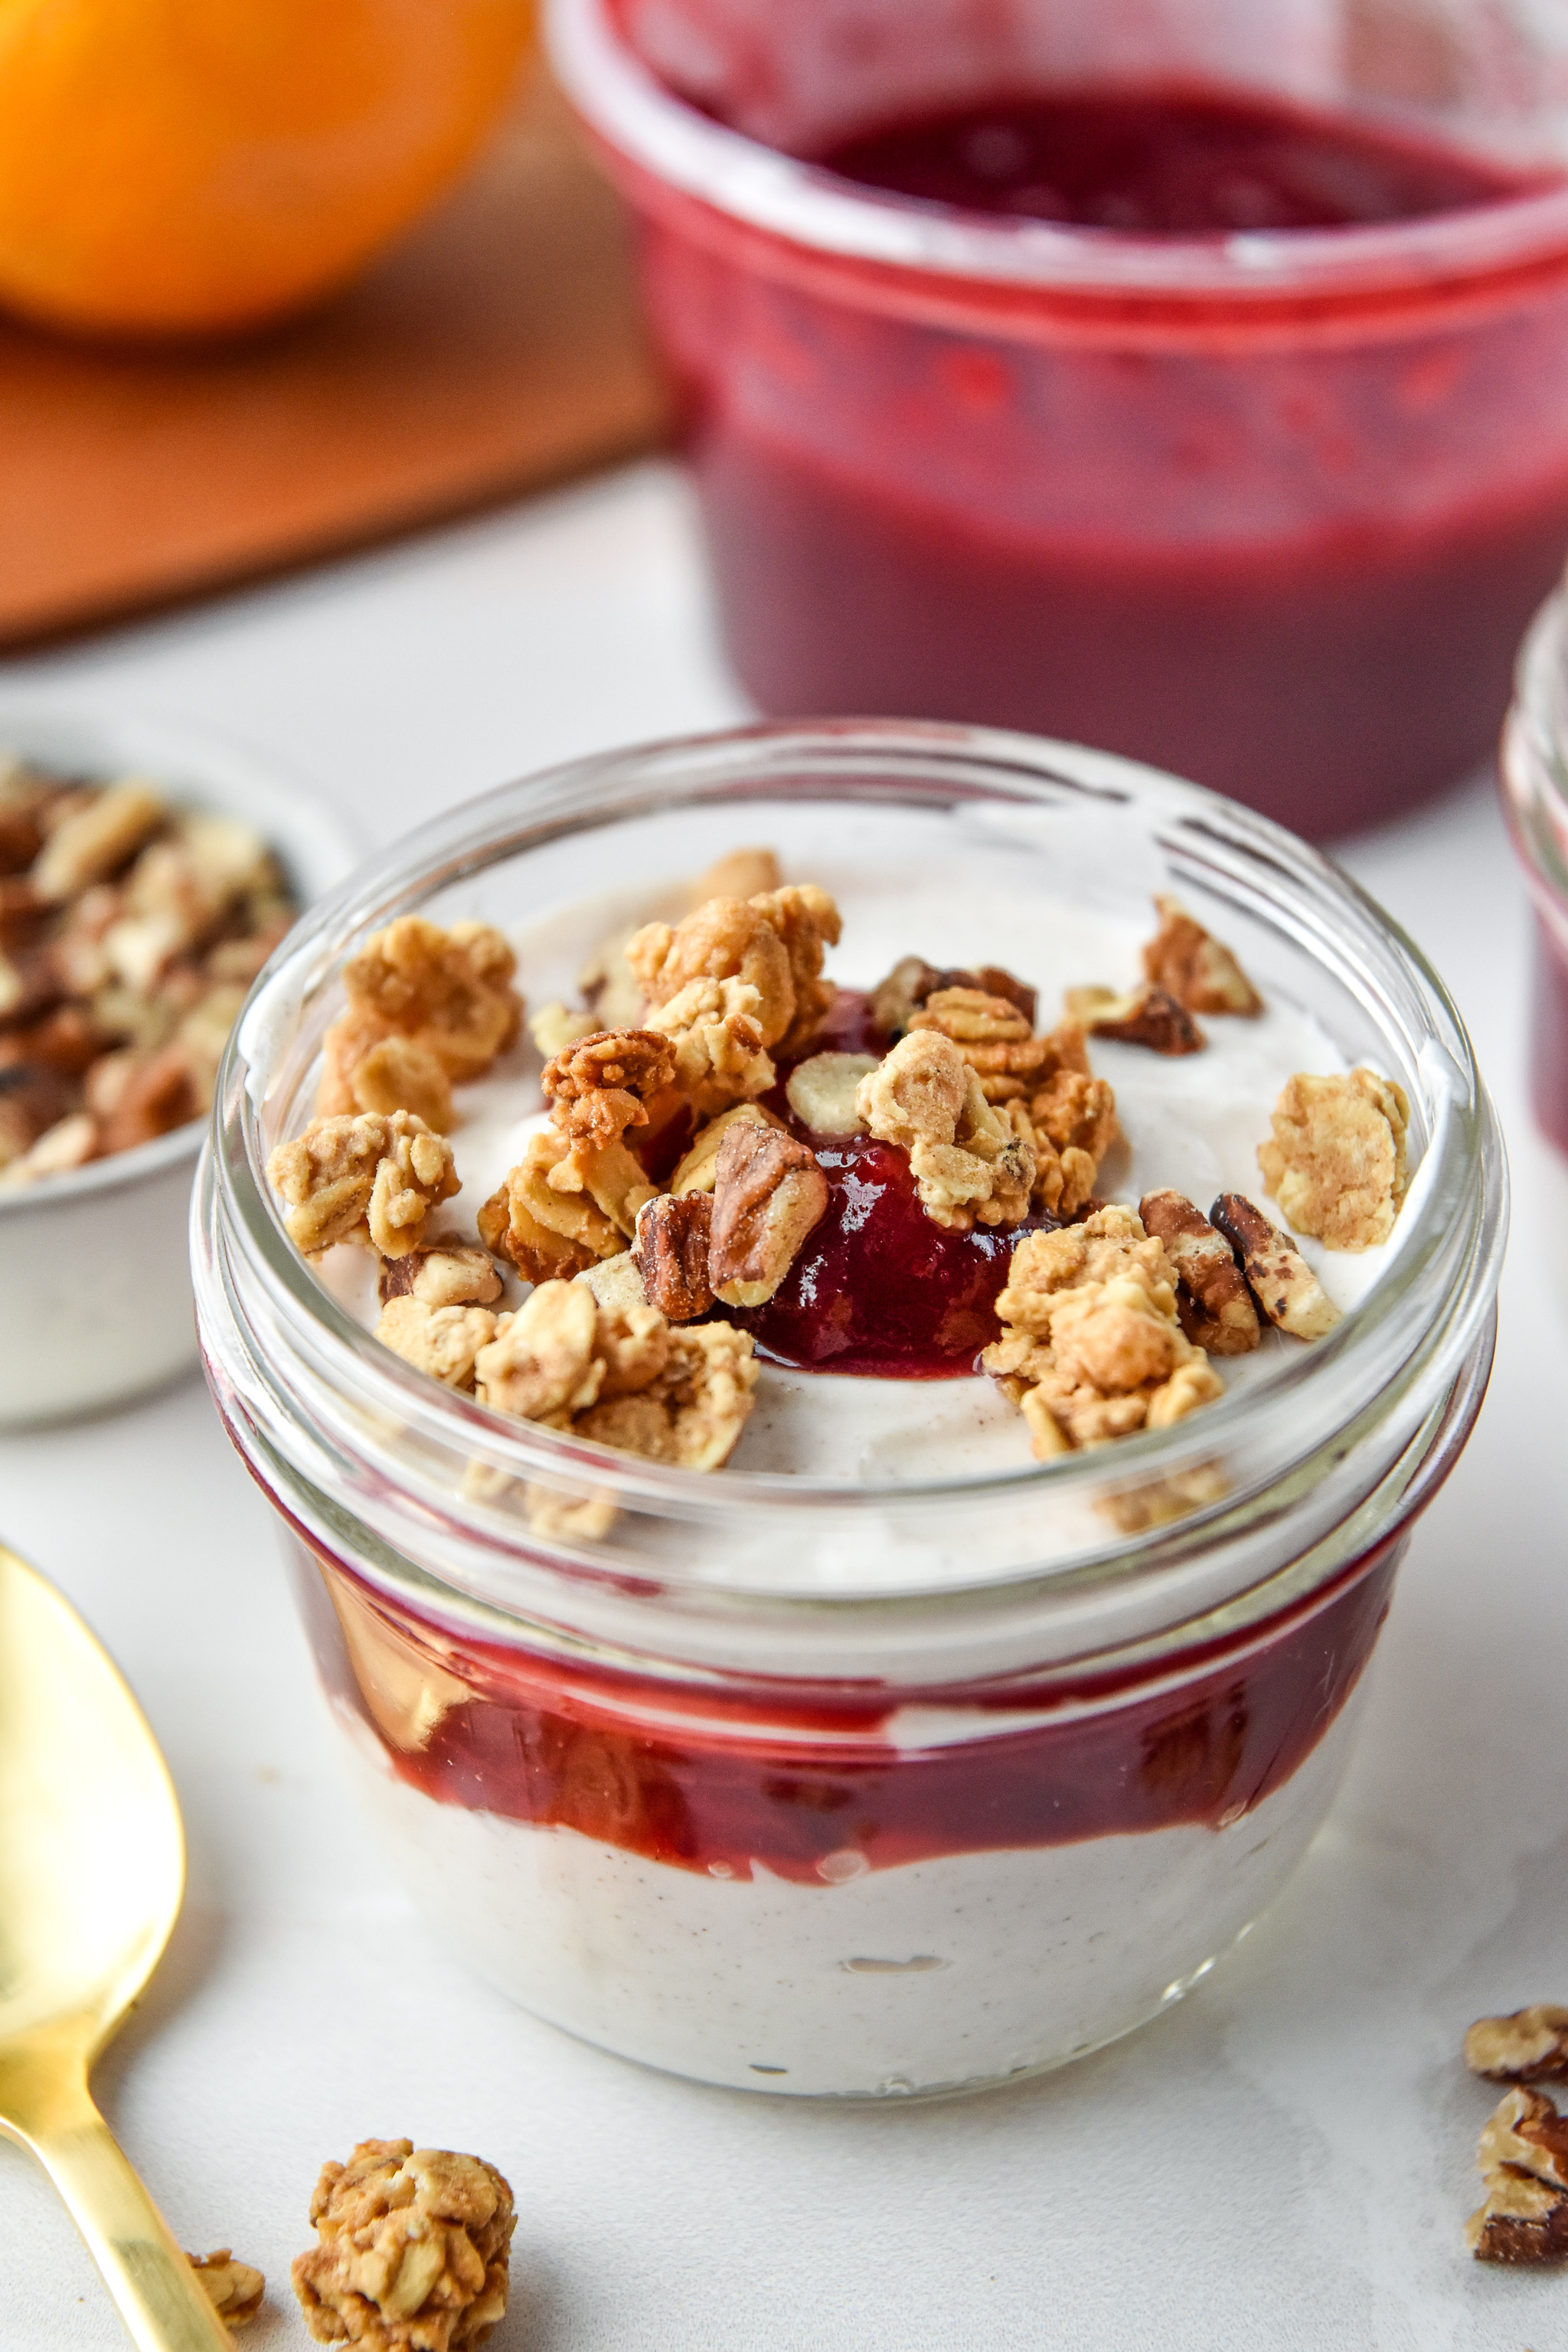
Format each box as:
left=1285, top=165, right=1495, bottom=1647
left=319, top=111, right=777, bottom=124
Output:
left=314, top=866, right=1425, bottom=1483
left=337, top=1681, right=1367, bottom=2096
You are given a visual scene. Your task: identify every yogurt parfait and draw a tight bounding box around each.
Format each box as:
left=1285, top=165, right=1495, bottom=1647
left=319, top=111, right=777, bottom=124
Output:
left=195, top=721, right=1504, bottom=2096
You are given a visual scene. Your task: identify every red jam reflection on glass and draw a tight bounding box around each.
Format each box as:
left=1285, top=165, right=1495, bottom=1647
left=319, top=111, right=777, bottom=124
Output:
left=293, top=1527, right=1400, bottom=1887
left=604, top=43, right=1568, bottom=834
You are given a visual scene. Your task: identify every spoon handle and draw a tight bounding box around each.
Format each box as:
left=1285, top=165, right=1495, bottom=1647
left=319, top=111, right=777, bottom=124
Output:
left=5, top=2068, right=233, bottom=2352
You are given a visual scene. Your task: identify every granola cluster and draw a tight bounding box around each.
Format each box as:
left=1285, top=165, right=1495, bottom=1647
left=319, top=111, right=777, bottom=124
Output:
left=981, top=1206, right=1224, bottom=1457
left=1257, top=1065, right=1410, bottom=1250
left=188, top=2251, right=265, bottom=2329
left=292, top=2139, right=514, bottom=2351
left=317, top=916, right=523, bottom=1131
left=1457, top=2012, right=1568, bottom=2262
left=0, top=760, right=295, bottom=1187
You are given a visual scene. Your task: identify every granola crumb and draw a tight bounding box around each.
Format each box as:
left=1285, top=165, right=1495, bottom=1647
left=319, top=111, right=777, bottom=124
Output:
left=267, top=1110, right=459, bottom=1259
left=541, top=1027, right=675, bottom=1148
left=980, top=1205, right=1223, bottom=1458
left=375, top=1297, right=498, bottom=1391
left=377, top=1240, right=501, bottom=1310
left=1064, top=982, right=1206, bottom=1056
left=1257, top=1067, right=1410, bottom=1250
left=1210, top=1193, right=1342, bottom=1342
left=857, top=1031, right=1034, bottom=1232
left=291, top=2138, right=514, bottom=2350
left=1465, top=2007, right=1568, bottom=2084
left=906, top=986, right=1048, bottom=1100
left=1142, top=895, right=1263, bottom=1018
left=688, top=846, right=781, bottom=906
left=626, top=883, right=841, bottom=1069
left=475, top=1280, right=756, bottom=1473
left=476, top=1128, right=637, bottom=1282
left=188, top=2250, right=265, bottom=2329
left=339, top=916, right=521, bottom=1085
left=528, top=1000, right=599, bottom=1060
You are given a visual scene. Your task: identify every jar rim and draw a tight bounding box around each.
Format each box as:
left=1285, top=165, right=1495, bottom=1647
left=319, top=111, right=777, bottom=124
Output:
left=196, top=717, right=1505, bottom=1613
left=547, top=0, right=1568, bottom=309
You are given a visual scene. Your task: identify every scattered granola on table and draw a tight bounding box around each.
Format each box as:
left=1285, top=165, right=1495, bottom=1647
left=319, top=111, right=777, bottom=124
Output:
left=1466, top=2005, right=1568, bottom=2084
left=292, top=2138, right=514, bottom=2350
left=188, top=2251, right=265, bottom=2329
left=0, top=760, right=295, bottom=1187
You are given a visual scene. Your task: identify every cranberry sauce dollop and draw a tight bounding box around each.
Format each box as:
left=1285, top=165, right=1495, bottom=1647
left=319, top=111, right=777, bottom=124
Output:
left=293, top=1530, right=1401, bottom=1885
left=730, top=989, right=1054, bottom=1378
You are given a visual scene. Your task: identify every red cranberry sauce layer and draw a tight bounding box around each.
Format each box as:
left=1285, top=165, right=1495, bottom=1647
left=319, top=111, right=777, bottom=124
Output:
left=722, top=988, right=1055, bottom=1378
left=294, top=1527, right=1401, bottom=1885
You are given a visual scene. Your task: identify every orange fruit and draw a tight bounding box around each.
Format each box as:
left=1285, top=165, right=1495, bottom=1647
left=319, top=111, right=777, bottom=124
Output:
left=0, top=0, right=534, bottom=335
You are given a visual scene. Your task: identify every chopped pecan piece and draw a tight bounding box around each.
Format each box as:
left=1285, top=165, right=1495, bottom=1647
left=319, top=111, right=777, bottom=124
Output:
left=1210, top=1194, right=1341, bottom=1342
left=0, top=1106, right=97, bottom=1188
left=1257, top=1067, right=1410, bottom=1250
left=708, top=1120, right=828, bottom=1307
left=869, top=956, right=1037, bottom=1037
left=1478, top=2087, right=1568, bottom=2192
left=292, top=2138, right=514, bottom=2351
left=1465, top=2006, right=1568, bottom=2085
left=784, top=1050, right=877, bottom=1135
left=377, top=1240, right=501, bottom=1310
left=634, top=1190, right=715, bottom=1321
left=981, top=1205, right=1223, bottom=1459
left=670, top=1102, right=781, bottom=1193
left=541, top=1027, right=676, bottom=1147
left=1142, top=894, right=1263, bottom=1017
left=1468, top=2164, right=1568, bottom=2264
left=375, top=1298, right=498, bottom=1390
left=31, top=780, right=165, bottom=902
left=338, top=916, right=521, bottom=1084
left=857, top=1031, right=1034, bottom=1232
left=188, top=2250, right=264, bottom=2329
left=1065, top=983, right=1205, bottom=1056
left=268, top=1110, right=459, bottom=1259
left=1139, top=1189, right=1260, bottom=1356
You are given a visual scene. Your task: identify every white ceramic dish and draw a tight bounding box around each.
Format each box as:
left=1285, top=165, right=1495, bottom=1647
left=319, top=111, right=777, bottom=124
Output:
left=0, top=702, right=358, bottom=1426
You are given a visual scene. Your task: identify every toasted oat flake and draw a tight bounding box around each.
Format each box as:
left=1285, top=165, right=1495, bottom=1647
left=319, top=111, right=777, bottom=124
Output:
left=1257, top=1067, right=1410, bottom=1250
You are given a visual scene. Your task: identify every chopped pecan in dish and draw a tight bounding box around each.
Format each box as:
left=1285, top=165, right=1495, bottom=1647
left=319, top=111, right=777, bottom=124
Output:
left=541, top=1026, right=676, bottom=1148
left=1465, top=2007, right=1568, bottom=2085
left=1065, top=983, right=1205, bottom=1056
left=1139, top=1189, right=1260, bottom=1356
left=869, top=955, right=1037, bottom=1037
left=708, top=1120, right=828, bottom=1308
left=1210, top=1193, right=1341, bottom=1342
left=634, top=1190, right=715, bottom=1321
left=1257, top=1067, right=1410, bottom=1250
left=1142, top=894, right=1263, bottom=1018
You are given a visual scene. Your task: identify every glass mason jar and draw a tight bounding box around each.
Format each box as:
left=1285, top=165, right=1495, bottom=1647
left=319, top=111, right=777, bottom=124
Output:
left=1501, top=585, right=1568, bottom=1158
left=550, top=0, right=1568, bottom=840
left=194, top=721, right=1505, bottom=2099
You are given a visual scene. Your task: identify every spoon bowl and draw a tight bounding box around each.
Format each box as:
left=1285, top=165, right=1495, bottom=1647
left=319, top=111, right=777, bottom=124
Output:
left=0, top=1542, right=233, bottom=2350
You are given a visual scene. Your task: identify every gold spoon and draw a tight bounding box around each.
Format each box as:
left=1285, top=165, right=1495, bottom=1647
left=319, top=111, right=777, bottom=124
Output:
left=0, top=1542, right=233, bottom=2350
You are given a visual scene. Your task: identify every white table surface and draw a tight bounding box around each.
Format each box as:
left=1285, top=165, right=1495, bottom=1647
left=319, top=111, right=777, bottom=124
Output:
left=2, top=459, right=1563, bottom=2352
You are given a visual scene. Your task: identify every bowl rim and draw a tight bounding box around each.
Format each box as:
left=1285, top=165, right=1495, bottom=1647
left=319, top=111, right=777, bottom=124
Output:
left=0, top=695, right=360, bottom=1220
left=548, top=0, right=1568, bottom=306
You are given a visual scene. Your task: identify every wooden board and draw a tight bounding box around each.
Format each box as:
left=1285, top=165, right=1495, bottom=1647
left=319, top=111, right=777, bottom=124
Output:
left=0, top=72, right=670, bottom=646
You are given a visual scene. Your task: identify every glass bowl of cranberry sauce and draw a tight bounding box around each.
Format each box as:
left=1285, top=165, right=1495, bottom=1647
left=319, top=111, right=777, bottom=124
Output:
left=550, top=0, right=1568, bottom=840
left=1501, top=583, right=1568, bottom=1157
left=195, top=720, right=1504, bottom=2099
